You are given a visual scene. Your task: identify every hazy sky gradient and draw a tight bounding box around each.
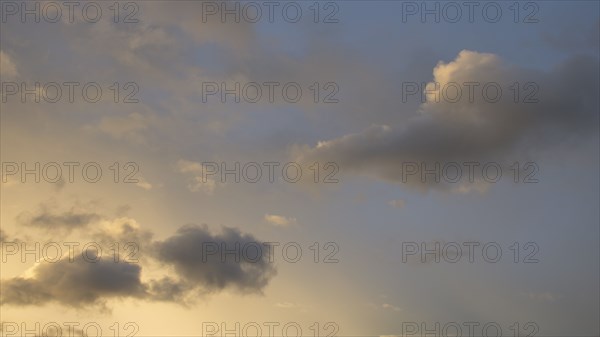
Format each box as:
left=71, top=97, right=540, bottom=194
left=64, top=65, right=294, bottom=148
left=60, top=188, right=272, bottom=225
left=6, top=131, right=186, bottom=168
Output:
left=1, top=1, right=599, bottom=336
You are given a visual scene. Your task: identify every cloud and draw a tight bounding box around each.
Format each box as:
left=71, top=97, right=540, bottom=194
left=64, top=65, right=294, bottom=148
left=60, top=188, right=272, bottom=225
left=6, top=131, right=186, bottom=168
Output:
left=273, top=301, right=310, bottom=313
left=135, top=177, right=154, bottom=190
left=177, top=160, right=219, bottom=194
left=0, top=229, right=9, bottom=243
left=388, top=199, right=405, bottom=209
left=153, top=224, right=276, bottom=294
left=264, top=214, right=296, bottom=227
left=0, top=50, right=19, bottom=79
left=293, top=51, right=599, bottom=191
left=92, top=113, right=151, bottom=144
left=147, top=277, right=190, bottom=303
left=137, top=1, right=258, bottom=51
left=275, top=301, right=298, bottom=309
left=381, top=303, right=402, bottom=312
left=524, top=292, right=559, bottom=302
left=1, top=217, right=276, bottom=307
left=17, top=204, right=101, bottom=232
left=91, top=217, right=154, bottom=255
left=0, top=252, right=147, bottom=307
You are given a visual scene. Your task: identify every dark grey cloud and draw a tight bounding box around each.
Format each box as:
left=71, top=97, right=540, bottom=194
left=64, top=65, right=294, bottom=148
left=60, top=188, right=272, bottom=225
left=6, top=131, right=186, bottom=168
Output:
left=293, top=51, right=599, bottom=191
left=153, top=224, right=276, bottom=294
left=147, top=277, right=190, bottom=303
left=1, top=221, right=276, bottom=308
left=0, top=251, right=146, bottom=307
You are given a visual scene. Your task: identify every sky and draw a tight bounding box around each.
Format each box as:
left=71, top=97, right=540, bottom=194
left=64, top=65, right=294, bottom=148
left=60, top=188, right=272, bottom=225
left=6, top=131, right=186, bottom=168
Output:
left=0, top=0, right=599, bottom=336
